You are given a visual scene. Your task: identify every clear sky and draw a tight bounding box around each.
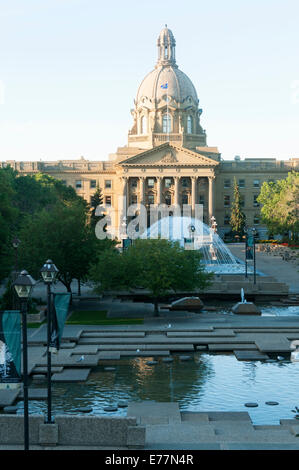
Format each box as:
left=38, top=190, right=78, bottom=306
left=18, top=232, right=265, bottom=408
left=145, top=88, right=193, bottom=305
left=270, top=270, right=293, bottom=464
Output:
left=0, top=0, right=298, bottom=162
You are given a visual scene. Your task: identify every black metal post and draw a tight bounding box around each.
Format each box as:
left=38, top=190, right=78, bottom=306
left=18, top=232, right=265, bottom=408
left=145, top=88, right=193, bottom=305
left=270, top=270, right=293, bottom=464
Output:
left=245, top=233, right=248, bottom=278
left=253, top=233, right=256, bottom=285
left=21, top=299, right=29, bottom=450
left=46, top=283, right=52, bottom=423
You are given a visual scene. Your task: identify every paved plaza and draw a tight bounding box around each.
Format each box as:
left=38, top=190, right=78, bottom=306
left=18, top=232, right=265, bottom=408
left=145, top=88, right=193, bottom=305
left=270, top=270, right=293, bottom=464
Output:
left=1, top=248, right=299, bottom=449
left=229, top=244, right=299, bottom=294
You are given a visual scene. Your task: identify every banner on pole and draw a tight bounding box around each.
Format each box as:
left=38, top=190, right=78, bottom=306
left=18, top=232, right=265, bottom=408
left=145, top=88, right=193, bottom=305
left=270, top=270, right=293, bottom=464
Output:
left=0, top=310, right=21, bottom=389
left=246, top=235, right=254, bottom=260
left=50, top=293, right=71, bottom=353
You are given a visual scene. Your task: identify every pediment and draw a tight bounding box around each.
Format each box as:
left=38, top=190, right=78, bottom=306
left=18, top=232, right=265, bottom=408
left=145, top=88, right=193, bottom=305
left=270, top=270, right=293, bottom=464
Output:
left=118, top=143, right=219, bottom=168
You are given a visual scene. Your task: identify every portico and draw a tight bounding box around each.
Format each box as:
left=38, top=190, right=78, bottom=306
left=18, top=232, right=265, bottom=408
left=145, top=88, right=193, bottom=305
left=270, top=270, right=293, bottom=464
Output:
left=116, top=143, right=219, bottom=234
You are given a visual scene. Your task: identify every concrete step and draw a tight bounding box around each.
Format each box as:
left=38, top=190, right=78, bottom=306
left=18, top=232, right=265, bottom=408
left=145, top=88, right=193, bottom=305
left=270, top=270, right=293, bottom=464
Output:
left=127, top=402, right=181, bottom=423
left=209, top=344, right=257, bottom=351
left=181, top=412, right=210, bottom=423
left=207, top=412, right=252, bottom=422
left=234, top=350, right=269, bottom=361
left=81, top=332, right=146, bottom=338
left=145, top=423, right=216, bottom=444
left=167, top=329, right=236, bottom=337
left=119, top=350, right=170, bottom=357
left=95, top=344, right=194, bottom=351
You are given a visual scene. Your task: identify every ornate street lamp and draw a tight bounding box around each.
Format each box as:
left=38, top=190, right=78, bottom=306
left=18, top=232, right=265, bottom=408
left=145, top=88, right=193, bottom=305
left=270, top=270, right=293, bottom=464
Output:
left=40, top=260, right=59, bottom=424
left=13, top=270, right=36, bottom=451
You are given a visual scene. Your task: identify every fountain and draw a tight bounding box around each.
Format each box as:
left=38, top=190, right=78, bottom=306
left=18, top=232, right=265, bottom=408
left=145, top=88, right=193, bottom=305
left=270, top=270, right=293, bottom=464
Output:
left=140, top=215, right=249, bottom=275
left=232, top=288, right=261, bottom=315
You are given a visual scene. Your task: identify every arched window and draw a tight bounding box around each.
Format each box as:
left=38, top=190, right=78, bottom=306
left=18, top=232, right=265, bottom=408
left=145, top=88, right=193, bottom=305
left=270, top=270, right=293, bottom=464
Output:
left=187, top=115, right=193, bottom=134
left=140, top=115, right=147, bottom=134
left=164, top=46, right=168, bottom=59
left=162, top=114, right=171, bottom=133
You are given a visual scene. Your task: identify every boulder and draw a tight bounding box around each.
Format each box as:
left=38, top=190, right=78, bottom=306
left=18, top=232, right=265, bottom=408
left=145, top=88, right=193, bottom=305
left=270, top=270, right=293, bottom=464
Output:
left=232, top=302, right=261, bottom=315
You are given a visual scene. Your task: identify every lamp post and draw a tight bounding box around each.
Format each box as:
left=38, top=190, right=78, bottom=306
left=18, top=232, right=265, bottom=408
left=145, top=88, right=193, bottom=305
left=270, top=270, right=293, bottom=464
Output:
left=12, top=237, right=21, bottom=275
left=252, top=227, right=257, bottom=285
left=12, top=237, right=21, bottom=309
left=244, top=227, right=248, bottom=278
left=13, top=270, right=36, bottom=451
left=40, top=260, right=59, bottom=424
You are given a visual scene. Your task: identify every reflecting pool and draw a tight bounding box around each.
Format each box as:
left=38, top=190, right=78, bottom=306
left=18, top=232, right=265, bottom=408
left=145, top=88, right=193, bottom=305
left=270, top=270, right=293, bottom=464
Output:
left=16, top=353, right=299, bottom=425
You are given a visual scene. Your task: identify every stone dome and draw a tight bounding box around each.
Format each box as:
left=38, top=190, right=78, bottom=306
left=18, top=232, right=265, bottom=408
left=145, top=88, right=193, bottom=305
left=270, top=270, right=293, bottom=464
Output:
left=136, top=65, right=199, bottom=106
left=128, top=27, right=207, bottom=151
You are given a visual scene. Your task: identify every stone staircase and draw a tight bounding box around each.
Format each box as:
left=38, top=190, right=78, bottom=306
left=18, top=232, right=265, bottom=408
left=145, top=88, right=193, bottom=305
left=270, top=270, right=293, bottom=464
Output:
left=127, top=402, right=299, bottom=450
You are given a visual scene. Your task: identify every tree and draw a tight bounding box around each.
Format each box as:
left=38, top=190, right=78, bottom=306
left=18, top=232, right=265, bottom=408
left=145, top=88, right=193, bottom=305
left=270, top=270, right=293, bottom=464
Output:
left=90, top=185, right=104, bottom=230
left=230, top=178, right=246, bottom=237
left=89, top=238, right=213, bottom=315
left=18, top=202, right=97, bottom=293
left=257, top=172, right=299, bottom=239
left=0, top=168, right=18, bottom=281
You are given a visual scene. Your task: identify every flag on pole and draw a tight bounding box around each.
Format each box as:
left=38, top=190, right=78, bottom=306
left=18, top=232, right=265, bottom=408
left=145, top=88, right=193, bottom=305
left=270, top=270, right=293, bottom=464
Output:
left=0, top=310, right=21, bottom=389
left=49, top=293, right=71, bottom=353
left=161, top=83, right=168, bottom=89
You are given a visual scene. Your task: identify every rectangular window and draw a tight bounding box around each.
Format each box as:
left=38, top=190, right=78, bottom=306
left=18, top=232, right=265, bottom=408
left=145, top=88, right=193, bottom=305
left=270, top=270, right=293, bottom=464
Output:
left=105, top=180, right=112, bottom=189
left=253, top=195, right=260, bottom=207
left=105, top=196, right=111, bottom=206
left=148, top=194, right=155, bottom=205
left=181, top=178, right=189, bottom=188
left=224, top=195, right=230, bottom=207
left=131, top=195, right=137, bottom=205
left=90, top=180, right=97, bottom=189
left=75, top=180, right=82, bottom=189
left=61, top=180, right=67, bottom=185
left=182, top=194, right=189, bottom=205
left=253, top=215, right=260, bottom=225
left=253, top=179, right=260, bottom=188
left=165, top=178, right=172, bottom=188
left=224, top=179, right=231, bottom=188
left=238, top=179, right=245, bottom=188
left=131, top=179, right=138, bottom=188
left=224, top=214, right=230, bottom=225
left=147, top=178, right=155, bottom=188
left=240, top=195, right=245, bottom=207
left=199, top=194, right=205, bottom=206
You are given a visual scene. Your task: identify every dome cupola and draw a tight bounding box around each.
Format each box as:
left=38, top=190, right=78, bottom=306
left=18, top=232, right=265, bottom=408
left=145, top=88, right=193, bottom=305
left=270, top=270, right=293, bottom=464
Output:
left=157, top=25, right=176, bottom=67
left=128, top=27, right=207, bottom=151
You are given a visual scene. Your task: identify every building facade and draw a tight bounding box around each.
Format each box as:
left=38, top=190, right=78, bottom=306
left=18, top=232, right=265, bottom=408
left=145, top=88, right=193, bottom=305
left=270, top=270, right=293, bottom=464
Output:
left=2, top=26, right=298, bottom=239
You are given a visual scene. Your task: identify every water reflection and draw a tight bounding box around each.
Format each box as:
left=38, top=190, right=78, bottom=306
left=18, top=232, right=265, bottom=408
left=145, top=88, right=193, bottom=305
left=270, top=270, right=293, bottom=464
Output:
left=14, top=353, right=299, bottom=425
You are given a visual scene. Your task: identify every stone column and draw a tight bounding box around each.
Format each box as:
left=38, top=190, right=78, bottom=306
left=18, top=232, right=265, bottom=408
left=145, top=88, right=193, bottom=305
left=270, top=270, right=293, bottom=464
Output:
left=119, top=176, right=128, bottom=239
left=139, top=176, right=146, bottom=205
left=174, top=176, right=180, bottom=206
left=208, top=175, right=215, bottom=224
left=191, top=176, right=197, bottom=215
left=156, top=176, right=162, bottom=205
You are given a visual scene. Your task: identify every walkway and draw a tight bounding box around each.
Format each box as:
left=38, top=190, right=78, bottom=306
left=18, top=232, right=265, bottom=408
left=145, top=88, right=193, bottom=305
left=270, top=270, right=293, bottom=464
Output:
left=229, top=244, right=299, bottom=293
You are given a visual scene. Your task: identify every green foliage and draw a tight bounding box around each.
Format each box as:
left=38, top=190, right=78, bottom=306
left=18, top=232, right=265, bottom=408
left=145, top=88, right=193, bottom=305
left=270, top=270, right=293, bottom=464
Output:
left=230, top=178, right=246, bottom=235
left=66, top=310, right=143, bottom=325
left=89, top=238, right=213, bottom=315
left=90, top=185, right=104, bottom=229
left=18, top=201, right=100, bottom=292
left=0, top=166, right=98, bottom=290
left=0, top=168, right=18, bottom=280
left=257, top=172, right=299, bottom=238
